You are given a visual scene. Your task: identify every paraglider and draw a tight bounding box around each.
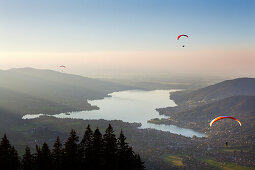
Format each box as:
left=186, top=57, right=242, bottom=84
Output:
left=177, top=34, right=189, bottom=47
left=59, top=65, right=66, bottom=72
left=210, top=116, right=242, bottom=127
left=177, top=34, right=189, bottom=40
left=210, top=116, right=242, bottom=147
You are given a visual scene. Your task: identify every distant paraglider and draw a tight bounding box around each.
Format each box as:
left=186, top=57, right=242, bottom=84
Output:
left=59, top=65, right=66, bottom=72
left=177, top=34, right=189, bottom=47
left=210, top=116, right=242, bottom=127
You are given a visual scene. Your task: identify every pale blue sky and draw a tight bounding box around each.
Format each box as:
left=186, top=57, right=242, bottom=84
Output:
left=0, top=0, right=254, bottom=77
left=0, top=0, right=254, bottom=51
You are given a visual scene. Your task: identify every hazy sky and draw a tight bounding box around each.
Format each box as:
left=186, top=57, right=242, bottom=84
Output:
left=0, top=0, right=254, bottom=78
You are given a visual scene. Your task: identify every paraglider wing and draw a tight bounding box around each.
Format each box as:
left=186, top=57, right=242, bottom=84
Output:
left=177, top=34, right=189, bottom=40
left=210, top=116, right=241, bottom=127
left=59, top=65, right=66, bottom=72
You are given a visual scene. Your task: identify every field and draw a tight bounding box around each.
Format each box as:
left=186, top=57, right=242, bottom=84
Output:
left=200, top=158, right=255, bottom=170
left=163, top=154, right=184, bottom=167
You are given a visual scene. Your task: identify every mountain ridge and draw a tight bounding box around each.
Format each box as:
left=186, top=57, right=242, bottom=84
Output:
left=170, top=77, right=255, bottom=105
left=0, top=68, right=135, bottom=115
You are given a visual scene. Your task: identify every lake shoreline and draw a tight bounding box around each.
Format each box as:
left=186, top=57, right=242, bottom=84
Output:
left=22, top=89, right=206, bottom=138
left=155, top=91, right=206, bottom=134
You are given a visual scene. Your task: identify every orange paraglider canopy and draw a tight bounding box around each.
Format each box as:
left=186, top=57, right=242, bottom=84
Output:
left=210, top=116, right=241, bottom=127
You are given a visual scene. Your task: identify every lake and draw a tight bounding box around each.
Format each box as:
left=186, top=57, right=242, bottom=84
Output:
left=23, top=90, right=206, bottom=138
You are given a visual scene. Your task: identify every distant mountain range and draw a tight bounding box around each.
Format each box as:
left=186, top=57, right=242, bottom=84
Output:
left=171, top=78, right=255, bottom=105
left=0, top=68, right=134, bottom=116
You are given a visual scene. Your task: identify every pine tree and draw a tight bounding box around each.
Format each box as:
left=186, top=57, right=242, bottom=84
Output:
left=34, top=145, right=42, bottom=170
left=64, top=129, right=79, bottom=170
left=0, top=134, right=20, bottom=170
left=116, top=130, right=146, bottom=170
left=79, top=124, right=93, bottom=169
left=22, top=146, right=34, bottom=170
left=103, top=124, right=117, bottom=170
left=117, top=130, right=133, bottom=170
left=134, top=154, right=146, bottom=170
left=118, top=130, right=128, bottom=150
left=52, top=136, right=63, bottom=170
left=34, top=143, right=52, bottom=170
left=0, top=127, right=146, bottom=170
left=40, top=142, right=51, bottom=169
left=0, top=134, right=11, bottom=169
left=92, top=128, right=104, bottom=170
left=10, top=145, right=21, bottom=170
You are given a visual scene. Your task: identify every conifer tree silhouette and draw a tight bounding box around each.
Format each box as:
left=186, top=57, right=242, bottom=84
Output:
left=64, top=129, right=79, bottom=170
left=0, top=134, right=20, bottom=170
left=52, top=136, right=63, bottom=170
left=22, top=146, right=34, bottom=170
left=92, top=128, right=104, bottom=170
left=0, top=125, right=146, bottom=170
left=79, top=124, right=93, bottom=169
left=103, top=124, right=117, bottom=170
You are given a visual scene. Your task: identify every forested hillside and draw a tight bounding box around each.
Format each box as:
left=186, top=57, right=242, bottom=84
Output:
left=168, top=95, right=255, bottom=131
left=157, top=78, right=255, bottom=139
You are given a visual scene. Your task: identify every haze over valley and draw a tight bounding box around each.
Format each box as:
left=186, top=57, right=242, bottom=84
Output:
left=0, top=68, right=254, bottom=169
left=0, top=0, right=254, bottom=169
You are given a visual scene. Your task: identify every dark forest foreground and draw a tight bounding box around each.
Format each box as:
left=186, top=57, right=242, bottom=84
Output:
left=0, top=124, right=145, bottom=170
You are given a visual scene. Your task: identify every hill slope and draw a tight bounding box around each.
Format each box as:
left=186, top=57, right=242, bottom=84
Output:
left=0, top=68, right=134, bottom=115
left=166, top=95, right=255, bottom=135
left=171, top=78, right=255, bottom=105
